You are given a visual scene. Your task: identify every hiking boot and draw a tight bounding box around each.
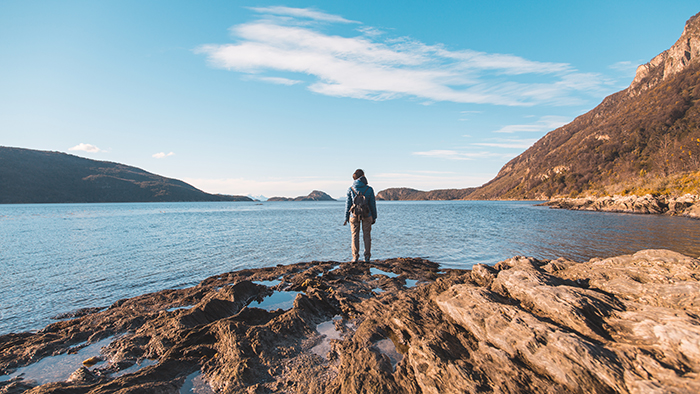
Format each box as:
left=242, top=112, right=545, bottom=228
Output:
left=364, top=256, right=371, bottom=263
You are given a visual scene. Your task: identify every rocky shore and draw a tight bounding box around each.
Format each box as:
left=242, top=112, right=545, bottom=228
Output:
left=1, top=250, right=700, bottom=393
left=543, top=194, right=700, bottom=218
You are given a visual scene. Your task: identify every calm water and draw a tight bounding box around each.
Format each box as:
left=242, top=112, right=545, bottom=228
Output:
left=1, top=200, right=699, bottom=335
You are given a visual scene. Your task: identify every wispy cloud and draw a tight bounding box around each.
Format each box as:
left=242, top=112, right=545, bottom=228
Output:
left=247, top=6, right=360, bottom=24
left=492, top=115, right=570, bottom=133
left=153, top=152, right=175, bottom=159
left=609, top=60, right=640, bottom=77
left=69, top=143, right=103, bottom=153
left=472, top=138, right=538, bottom=149
left=256, top=76, right=303, bottom=85
left=197, top=7, right=612, bottom=107
left=412, top=150, right=509, bottom=161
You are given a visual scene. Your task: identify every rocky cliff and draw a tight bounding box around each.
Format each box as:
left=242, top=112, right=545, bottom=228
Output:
left=471, top=12, right=700, bottom=200
left=630, top=12, right=700, bottom=93
left=0, top=147, right=251, bottom=203
left=1, top=250, right=699, bottom=393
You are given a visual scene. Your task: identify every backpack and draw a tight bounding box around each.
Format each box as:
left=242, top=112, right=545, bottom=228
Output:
left=350, top=187, right=371, bottom=219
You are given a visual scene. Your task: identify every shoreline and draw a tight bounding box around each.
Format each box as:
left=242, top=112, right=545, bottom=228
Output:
left=541, top=193, right=700, bottom=219
left=1, top=250, right=699, bottom=393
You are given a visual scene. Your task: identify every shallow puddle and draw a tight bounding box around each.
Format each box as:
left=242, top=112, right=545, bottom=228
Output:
left=311, top=316, right=343, bottom=358
left=252, top=291, right=301, bottom=311
left=370, top=268, right=399, bottom=278
left=252, top=280, right=282, bottom=287
left=166, top=305, right=195, bottom=312
left=180, top=371, right=215, bottom=394
left=376, top=338, right=403, bottom=370
left=0, top=337, right=112, bottom=385
left=112, top=358, right=157, bottom=377
left=404, top=279, right=419, bottom=288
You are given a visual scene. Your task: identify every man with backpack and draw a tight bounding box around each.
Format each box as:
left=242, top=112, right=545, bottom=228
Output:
left=343, top=169, right=377, bottom=263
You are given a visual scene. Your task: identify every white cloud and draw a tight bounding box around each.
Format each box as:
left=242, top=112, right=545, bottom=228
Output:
left=609, top=60, right=641, bottom=76
left=412, top=150, right=508, bottom=161
left=69, top=143, right=102, bottom=153
left=153, top=152, right=175, bottom=159
left=247, top=6, right=360, bottom=24
left=256, top=76, right=303, bottom=85
left=197, top=8, right=612, bottom=107
left=492, top=115, right=570, bottom=133
left=472, top=138, right=538, bottom=149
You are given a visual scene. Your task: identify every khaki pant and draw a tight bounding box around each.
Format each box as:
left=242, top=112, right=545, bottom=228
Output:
left=350, top=215, right=373, bottom=261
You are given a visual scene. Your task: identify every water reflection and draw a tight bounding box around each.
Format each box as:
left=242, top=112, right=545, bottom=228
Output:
left=252, top=291, right=301, bottom=311
left=369, top=268, right=399, bottom=278
left=180, top=372, right=214, bottom=394
left=0, top=337, right=112, bottom=384
left=311, top=316, right=343, bottom=359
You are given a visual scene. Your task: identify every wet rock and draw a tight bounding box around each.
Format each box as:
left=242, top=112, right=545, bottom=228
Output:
left=67, top=366, right=100, bottom=384
left=1, top=252, right=699, bottom=393
left=82, top=356, right=101, bottom=367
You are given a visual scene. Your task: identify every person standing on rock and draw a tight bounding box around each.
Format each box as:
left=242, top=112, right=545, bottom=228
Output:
left=343, top=169, right=377, bottom=263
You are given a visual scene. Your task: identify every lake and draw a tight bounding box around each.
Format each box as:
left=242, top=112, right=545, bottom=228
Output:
left=1, top=200, right=699, bottom=335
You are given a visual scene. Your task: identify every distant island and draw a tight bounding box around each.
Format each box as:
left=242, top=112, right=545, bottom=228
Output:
left=267, top=190, right=336, bottom=202
left=0, top=147, right=252, bottom=204
left=376, top=187, right=475, bottom=201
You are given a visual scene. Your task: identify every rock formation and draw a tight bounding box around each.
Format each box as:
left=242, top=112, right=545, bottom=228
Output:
left=1, top=250, right=699, bottom=393
left=630, top=12, right=700, bottom=93
left=543, top=193, right=700, bottom=218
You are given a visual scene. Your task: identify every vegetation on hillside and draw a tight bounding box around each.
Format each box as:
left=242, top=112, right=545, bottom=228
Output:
left=471, top=62, right=700, bottom=200
left=0, top=147, right=251, bottom=204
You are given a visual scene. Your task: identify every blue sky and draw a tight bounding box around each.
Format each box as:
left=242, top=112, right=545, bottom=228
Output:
left=1, top=1, right=698, bottom=199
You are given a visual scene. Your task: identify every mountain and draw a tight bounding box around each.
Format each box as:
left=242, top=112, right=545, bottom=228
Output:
left=470, top=11, right=700, bottom=200
left=0, top=146, right=252, bottom=203
left=377, top=187, right=476, bottom=201
left=267, top=190, right=336, bottom=201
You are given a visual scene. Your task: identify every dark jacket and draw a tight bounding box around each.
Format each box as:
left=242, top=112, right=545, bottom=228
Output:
left=345, top=177, right=377, bottom=222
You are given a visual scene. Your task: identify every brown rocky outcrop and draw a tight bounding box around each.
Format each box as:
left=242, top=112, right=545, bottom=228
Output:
left=467, top=12, right=700, bottom=200
left=1, top=250, right=699, bottom=393
left=630, top=12, right=700, bottom=93
left=543, top=193, right=700, bottom=218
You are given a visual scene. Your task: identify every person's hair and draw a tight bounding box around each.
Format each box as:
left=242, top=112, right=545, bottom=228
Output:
left=353, top=169, right=364, bottom=180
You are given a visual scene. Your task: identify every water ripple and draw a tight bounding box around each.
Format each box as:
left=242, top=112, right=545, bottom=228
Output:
left=1, top=200, right=699, bottom=335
